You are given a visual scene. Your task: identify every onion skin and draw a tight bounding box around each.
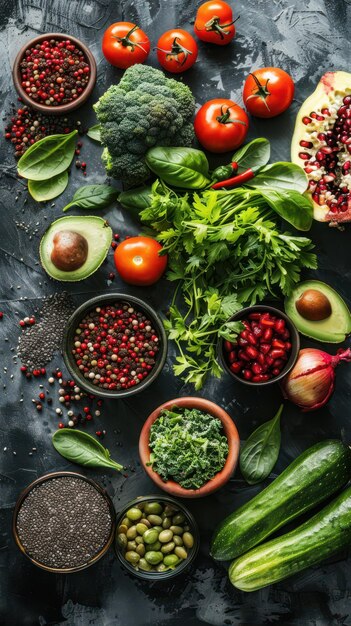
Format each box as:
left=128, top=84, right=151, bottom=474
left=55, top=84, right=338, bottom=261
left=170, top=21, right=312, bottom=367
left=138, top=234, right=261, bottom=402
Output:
left=281, top=348, right=351, bottom=412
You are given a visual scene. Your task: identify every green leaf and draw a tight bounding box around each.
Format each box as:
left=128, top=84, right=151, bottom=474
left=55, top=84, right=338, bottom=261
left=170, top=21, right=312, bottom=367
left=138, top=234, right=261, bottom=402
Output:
left=245, top=162, right=308, bottom=193
left=118, top=185, right=152, bottom=217
left=259, top=188, right=313, bottom=231
left=232, top=138, right=271, bottom=173
left=52, top=429, right=124, bottom=472
left=239, top=405, right=283, bottom=485
left=62, top=184, right=118, bottom=212
left=28, top=171, right=68, bottom=202
left=17, top=130, right=78, bottom=180
left=145, top=146, right=210, bottom=189
left=87, top=124, right=101, bottom=142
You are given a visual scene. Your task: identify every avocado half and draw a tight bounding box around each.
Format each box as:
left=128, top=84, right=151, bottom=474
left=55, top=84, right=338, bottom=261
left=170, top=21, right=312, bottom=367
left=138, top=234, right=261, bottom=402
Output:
left=285, top=280, right=351, bottom=343
left=39, top=215, right=112, bottom=282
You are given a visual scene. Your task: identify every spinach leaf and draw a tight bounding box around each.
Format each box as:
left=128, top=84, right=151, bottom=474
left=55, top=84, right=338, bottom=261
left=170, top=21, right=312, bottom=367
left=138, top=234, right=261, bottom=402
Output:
left=259, top=188, right=313, bottom=231
left=244, top=162, right=308, bottom=193
left=146, top=146, right=210, bottom=189
left=62, top=184, right=118, bottom=212
left=118, top=185, right=152, bottom=217
left=239, top=405, right=283, bottom=485
left=52, top=429, right=124, bottom=472
left=28, top=171, right=69, bottom=202
left=87, top=124, right=101, bottom=142
left=17, top=130, right=78, bottom=181
left=232, top=138, right=271, bottom=173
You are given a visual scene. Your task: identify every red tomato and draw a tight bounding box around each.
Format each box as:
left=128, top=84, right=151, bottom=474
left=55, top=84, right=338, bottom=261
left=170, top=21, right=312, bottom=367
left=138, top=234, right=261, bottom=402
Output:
left=243, top=67, right=295, bottom=118
left=156, top=29, right=198, bottom=73
left=194, top=1, right=237, bottom=45
left=102, top=22, right=150, bottom=69
left=114, top=237, right=168, bottom=286
left=194, top=99, right=249, bottom=153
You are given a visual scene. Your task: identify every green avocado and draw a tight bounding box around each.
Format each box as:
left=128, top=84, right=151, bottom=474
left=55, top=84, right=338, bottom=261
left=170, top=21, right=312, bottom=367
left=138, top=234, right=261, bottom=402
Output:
left=39, top=215, right=112, bottom=282
left=285, top=280, right=351, bottom=343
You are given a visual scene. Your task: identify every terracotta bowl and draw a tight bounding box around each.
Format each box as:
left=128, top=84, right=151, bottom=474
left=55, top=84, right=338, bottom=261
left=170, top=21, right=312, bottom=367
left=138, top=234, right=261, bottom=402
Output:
left=12, top=33, right=97, bottom=115
left=139, top=397, right=240, bottom=498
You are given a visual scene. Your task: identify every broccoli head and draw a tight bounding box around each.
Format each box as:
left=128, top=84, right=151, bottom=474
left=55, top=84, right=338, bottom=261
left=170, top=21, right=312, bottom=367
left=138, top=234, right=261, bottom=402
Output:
left=94, top=64, right=195, bottom=187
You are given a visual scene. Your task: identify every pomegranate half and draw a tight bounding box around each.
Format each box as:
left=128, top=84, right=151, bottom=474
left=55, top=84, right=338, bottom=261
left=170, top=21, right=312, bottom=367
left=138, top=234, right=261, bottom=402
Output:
left=291, top=71, right=351, bottom=224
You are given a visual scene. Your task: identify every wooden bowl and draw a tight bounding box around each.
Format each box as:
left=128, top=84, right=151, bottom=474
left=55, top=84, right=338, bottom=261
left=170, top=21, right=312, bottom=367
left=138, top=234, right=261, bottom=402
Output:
left=12, top=33, right=97, bottom=115
left=139, top=397, right=240, bottom=498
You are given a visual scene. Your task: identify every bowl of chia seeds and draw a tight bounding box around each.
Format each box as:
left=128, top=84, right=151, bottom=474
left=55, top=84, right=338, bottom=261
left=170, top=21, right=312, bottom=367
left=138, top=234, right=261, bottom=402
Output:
left=13, top=472, right=115, bottom=573
left=62, top=293, right=168, bottom=399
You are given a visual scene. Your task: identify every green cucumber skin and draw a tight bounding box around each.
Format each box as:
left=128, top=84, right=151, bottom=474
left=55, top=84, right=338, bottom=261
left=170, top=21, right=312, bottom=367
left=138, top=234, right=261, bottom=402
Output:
left=229, top=485, right=351, bottom=592
left=211, top=440, right=351, bottom=561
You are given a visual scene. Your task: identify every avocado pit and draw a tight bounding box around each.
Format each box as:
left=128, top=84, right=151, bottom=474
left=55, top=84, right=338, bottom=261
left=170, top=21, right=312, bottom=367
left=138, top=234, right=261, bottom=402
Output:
left=295, top=289, right=332, bottom=321
left=51, top=230, right=88, bottom=272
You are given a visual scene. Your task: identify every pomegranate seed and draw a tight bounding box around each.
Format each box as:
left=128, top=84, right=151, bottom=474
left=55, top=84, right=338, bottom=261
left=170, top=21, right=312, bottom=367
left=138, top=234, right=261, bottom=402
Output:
left=269, top=349, right=286, bottom=359
left=299, top=151, right=311, bottom=160
left=299, top=140, right=313, bottom=148
left=273, top=358, right=285, bottom=369
left=272, top=339, right=285, bottom=349
left=238, top=336, right=249, bottom=346
left=228, top=351, right=237, bottom=363
left=321, top=108, right=330, bottom=115
left=245, top=346, right=258, bottom=360
left=285, top=342, right=292, bottom=351
left=247, top=332, right=257, bottom=345
left=252, top=374, right=270, bottom=382
left=274, top=319, right=285, bottom=333
left=257, top=352, right=266, bottom=365
left=252, top=325, right=262, bottom=338
left=230, top=362, right=241, bottom=374
left=260, top=343, right=271, bottom=354
left=272, top=368, right=281, bottom=376
left=242, top=369, right=253, bottom=380
left=342, top=161, right=351, bottom=173
left=302, top=116, right=312, bottom=125
left=238, top=349, right=251, bottom=362
left=251, top=362, right=262, bottom=375
left=224, top=340, right=233, bottom=352
left=262, top=328, right=273, bottom=342
left=248, top=313, right=261, bottom=320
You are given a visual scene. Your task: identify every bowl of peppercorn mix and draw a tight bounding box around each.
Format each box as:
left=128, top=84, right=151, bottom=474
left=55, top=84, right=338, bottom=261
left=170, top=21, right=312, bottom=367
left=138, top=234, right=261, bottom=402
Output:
left=12, top=33, right=97, bottom=114
left=63, top=293, right=168, bottom=398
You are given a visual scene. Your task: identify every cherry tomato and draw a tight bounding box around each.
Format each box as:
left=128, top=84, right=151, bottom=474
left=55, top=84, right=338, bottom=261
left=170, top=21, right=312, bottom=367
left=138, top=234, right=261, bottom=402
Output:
left=194, top=1, right=237, bottom=45
left=102, top=22, right=150, bottom=69
left=114, top=237, right=168, bottom=286
left=194, top=99, right=249, bottom=153
left=243, top=67, right=295, bottom=118
left=156, top=29, right=198, bottom=73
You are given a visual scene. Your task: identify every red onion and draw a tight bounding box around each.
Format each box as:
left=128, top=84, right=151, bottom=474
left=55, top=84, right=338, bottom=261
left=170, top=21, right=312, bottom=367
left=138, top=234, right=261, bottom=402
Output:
left=281, top=347, right=351, bottom=412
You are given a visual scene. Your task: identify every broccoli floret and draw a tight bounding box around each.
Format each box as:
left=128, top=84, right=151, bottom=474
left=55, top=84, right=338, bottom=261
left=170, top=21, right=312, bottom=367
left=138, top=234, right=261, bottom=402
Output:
left=94, top=64, right=195, bottom=186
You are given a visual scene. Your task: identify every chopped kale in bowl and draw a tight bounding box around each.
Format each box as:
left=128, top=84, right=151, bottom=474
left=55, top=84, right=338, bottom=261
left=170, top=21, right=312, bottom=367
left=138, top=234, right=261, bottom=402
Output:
left=147, top=407, right=229, bottom=489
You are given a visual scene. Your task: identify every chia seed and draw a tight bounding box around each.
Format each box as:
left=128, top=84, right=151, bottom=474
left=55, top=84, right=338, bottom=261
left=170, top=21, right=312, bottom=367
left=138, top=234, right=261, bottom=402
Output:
left=16, top=475, right=113, bottom=569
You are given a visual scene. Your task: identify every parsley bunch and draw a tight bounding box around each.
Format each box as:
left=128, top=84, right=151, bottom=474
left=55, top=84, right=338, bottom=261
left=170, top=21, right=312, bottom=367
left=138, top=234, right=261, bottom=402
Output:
left=140, top=181, right=317, bottom=389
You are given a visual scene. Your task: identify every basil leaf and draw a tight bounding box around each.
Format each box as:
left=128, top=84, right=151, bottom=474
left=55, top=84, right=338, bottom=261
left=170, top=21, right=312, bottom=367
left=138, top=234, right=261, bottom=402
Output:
left=240, top=405, right=283, bottom=485
left=62, top=184, right=118, bottom=212
left=28, top=171, right=69, bottom=202
left=232, top=138, right=270, bottom=174
left=17, top=130, right=78, bottom=181
left=146, top=146, right=210, bottom=189
left=244, top=162, right=308, bottom=193
left=259, top=188, right=313, bottom=231
left=52, top=429, right=124, bottom=472
left=118, top=185, right=152, bottom=217
left=87, top=124, right=101, bottom=142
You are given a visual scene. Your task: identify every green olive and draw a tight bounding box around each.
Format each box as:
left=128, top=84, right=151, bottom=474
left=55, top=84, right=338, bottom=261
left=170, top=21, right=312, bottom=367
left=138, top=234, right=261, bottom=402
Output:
left=136, top=523, right=149, bottom=535
left=140, top=518, right=151, bottom=528
left=163, top=554, right=180, bottom=568
left=175, top=546, right=188, bottom=560
left=143, top=529, right=159, bottom=545
left=153, top=525, right=163, bottom=533
left=156, top=563, right=167, bottom=572
left=135, top=536, right=144, bottom=545
left=144, top=502, right=163, bottom=515
left=121, top=517, right=132, bottom=528
left=158, top=529, right=173, bottom=543
left=136, top=543, right=145, bottom=557
left=173, top=535, right=183, bottom=546
left=170, top=525, right=183, bottom=535
left=126, top=525, right=137, bottom=540
left=162, top=517, right=172, bottom=529
left=145, top=551, right=163, bottom=565
left=183, top=524, right=190, bottom=532
left=146, top=540, right=161, bottom=552
left=138, top=558, right=152, bottom=571
left=118, top=524, right=129, bottom=535
left=125, top=551, right=140, bottom=565
left=172, top=513, right=186, bottom=525
left=116, top=533, right=127, bottom=550
left=127, top=540, right=137, bottom=551
left=147, top=514, right=163, bottom=525
left=126, top=507, right=143, bottom=521
left=183, top=532, right=194, bottom=549
left=164, top=504, right=177, bottom=516
left=161, top=541, right=175, bottom=554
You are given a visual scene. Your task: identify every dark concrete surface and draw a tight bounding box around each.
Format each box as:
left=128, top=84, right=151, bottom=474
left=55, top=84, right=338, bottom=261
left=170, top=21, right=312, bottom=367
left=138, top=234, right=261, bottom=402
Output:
left=1, top=1, right=351, bottom=624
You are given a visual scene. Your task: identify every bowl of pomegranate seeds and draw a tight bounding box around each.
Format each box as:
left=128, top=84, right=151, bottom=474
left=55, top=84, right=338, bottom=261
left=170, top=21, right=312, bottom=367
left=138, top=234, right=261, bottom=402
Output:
left=219, top=305, right=300, bottom=386
left=63, top=293, right=168, bottom=398
left=12, top=33, right=97, bottom=114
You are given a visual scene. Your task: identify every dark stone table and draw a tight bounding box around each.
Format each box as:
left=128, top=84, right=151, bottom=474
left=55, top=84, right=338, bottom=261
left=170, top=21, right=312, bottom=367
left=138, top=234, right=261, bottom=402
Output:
left=1, top=1, right=351, bottom=624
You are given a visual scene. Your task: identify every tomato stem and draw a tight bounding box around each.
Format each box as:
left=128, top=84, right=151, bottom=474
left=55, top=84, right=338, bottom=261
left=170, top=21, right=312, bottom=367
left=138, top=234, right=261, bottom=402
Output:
left=155, top=37, right=193, bottom=66
left=112, top=25, right=149, bottom=53
left=202, top=14, right=240, bottom=39
left=245, top=73, right=271, bottom=112
left=216, top=104, right=247, bottom=126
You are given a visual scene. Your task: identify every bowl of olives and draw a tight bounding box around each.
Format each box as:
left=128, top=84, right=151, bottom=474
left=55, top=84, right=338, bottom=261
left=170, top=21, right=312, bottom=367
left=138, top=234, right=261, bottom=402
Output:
left=114, top=495, right=199, bottom=580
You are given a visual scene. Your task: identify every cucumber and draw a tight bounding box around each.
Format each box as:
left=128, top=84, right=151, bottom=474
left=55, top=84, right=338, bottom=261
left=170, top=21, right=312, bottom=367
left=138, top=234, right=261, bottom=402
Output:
left=211, top=440, right=351, bottom=561
left=229, top=484, right=351, bottom=591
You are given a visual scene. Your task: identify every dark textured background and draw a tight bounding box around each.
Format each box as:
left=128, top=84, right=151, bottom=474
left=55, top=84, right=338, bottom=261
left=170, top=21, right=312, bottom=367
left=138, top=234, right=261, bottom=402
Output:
left=1, top=1, right=351, bottom=624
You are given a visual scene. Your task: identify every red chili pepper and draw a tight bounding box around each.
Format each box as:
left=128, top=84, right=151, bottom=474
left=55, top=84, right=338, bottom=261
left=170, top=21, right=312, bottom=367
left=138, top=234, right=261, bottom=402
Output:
left=211, top=167, right=255, bottom=190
